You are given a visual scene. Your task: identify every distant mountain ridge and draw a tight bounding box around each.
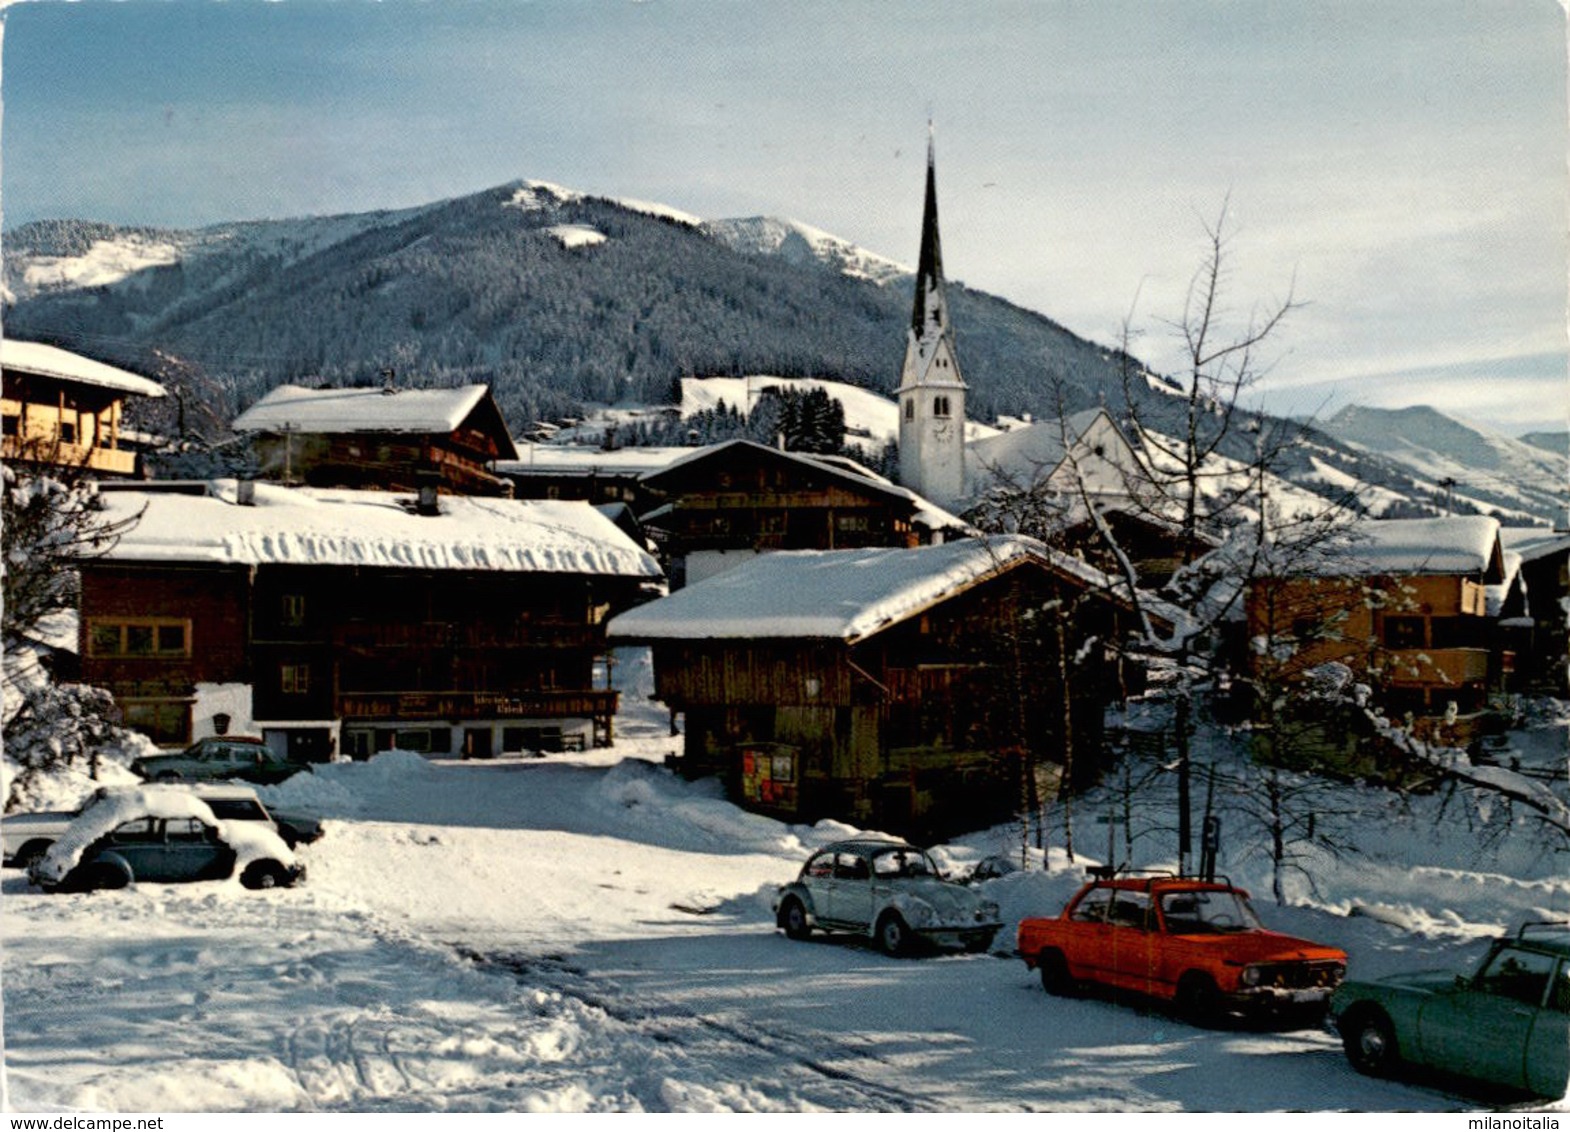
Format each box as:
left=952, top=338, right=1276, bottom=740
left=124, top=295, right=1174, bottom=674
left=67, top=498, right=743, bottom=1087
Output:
left=3, top=179, right=1562, bottom=525
left=1313, top=404, right=1566, bottom=526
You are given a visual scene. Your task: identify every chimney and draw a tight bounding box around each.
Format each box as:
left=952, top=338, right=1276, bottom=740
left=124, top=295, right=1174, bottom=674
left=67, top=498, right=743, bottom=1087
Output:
left=236, top=478, right=256, bottom=507
left=415, top=467, right=441, bottom=516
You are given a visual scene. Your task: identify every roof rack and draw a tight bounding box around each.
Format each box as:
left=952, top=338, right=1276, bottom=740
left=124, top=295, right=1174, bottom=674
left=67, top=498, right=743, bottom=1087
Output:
left=1085, top=865, right=1177, bottom=883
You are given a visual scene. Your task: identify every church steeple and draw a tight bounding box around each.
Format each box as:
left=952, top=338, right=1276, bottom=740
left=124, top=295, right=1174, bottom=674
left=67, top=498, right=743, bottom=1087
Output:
left=896, top=126, right=967, bottom=507
left=911, top=128, right=950, bottom=344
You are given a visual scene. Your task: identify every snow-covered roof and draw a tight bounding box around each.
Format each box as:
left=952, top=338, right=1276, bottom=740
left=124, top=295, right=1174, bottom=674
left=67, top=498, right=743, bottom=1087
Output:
left=495, top=445, right=690, bottom=477
left=232, top=383, right=495, bottom=437
left=642, top=439, right=972, bottom=535
left=609, top=535, right=1094, bottom=644
left=94, top=480, right=663, bottom=578
left=1341, top=516, right=1505, bottom=579
left=1501, top=527, right=1570, bottom=563
left=1, top=338, right=166, bottom=399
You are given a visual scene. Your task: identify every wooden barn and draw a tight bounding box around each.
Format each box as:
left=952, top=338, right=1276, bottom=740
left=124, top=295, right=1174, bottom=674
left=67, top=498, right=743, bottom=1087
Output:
left=80, top=480, right=662, bottom=760
left=1, top=338, right=166, bottom=477
left=607, top=535, right=1138, bottom=840
left=232, top=383, right=519, bottom=496
left=637, top=439, right=970, bottom=588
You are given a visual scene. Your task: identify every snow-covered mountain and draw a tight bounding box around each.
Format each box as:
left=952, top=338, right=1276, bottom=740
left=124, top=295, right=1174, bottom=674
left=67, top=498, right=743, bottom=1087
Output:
left=703, top=216, right=909, bottom=285
left=1313, top=404, right=1567, bottom=527
left=4, top=180, right=1561, bottom=525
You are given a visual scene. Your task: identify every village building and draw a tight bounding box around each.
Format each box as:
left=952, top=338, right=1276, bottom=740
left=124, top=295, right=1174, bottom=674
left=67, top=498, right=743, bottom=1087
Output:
left=1245, top=516, right=1512, bottom=744
left=1501, top=527, right=1570, bottom=694
left=494, top=443, right=685, bottom=510
left=1, top=338, right=166, bottom=477
left=895, top=133, right=968, bottom=509
left=606, top=535, right=1143, bottom=839
left=635, top=439, right=970, bottom=588
left=232, top=383, right=519, bottom=497
left=79, top=479, right=662, bottom=760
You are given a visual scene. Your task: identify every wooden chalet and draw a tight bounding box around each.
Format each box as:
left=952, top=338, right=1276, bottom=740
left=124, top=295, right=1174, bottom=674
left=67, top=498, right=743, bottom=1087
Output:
left=1245, top=516, right=1512, bottom=746
left=607, top=536, right=1140, bottom=840
left=636, top=439, right=971, bottom=588
left=494, top=444, right=684, bottom=510
left=1501, top=528, right=1570, bottom=694
left=1, top=339, right=166, bottom=477
left=232, top=383, right=519, bottom=496
left=80, top=480, right=662, bottom=760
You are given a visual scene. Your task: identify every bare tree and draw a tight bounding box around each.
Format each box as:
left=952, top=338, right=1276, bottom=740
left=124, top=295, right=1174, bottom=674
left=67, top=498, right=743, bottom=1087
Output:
left=2, top=449, right=144, bottom=809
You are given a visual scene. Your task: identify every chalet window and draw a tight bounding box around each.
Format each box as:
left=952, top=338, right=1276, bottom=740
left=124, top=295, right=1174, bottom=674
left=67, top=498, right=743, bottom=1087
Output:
left=1430, top=617, right=1477, bottom=649
left=1382, top=616, right=1425, bottom=649
left=280, top=594, right=307, bottom=627
left=904, top=398, right=914, bottom=422
left=835, top=514, right=870, bottom=533
left=120, top=699, right=191, bottom=745
left=60, top=421, right=77, bottom=444
left=88, top=618, right=191, bottom=659
left=280, top=663, right=311, bottom=695
left=933, top=396, right=951, bottom=418
left=2, top=415, right=17, bottom=437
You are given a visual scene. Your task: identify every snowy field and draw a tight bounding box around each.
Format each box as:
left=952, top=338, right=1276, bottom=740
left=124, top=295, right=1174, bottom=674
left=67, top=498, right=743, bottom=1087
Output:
left=2, top=656, right=1567, bottom=1113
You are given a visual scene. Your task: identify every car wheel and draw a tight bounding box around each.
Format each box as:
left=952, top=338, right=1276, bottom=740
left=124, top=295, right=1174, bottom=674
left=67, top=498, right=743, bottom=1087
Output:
left=1039, top=950, right=1079, bottom=996
left=875, top=912, right=910, bottom=957
left=13, top=840, right=52, bottom=870
left=1175, top=972, right=1223, bottom=1027
left=241, top=861, right=289, bottom=890
left=1342, top=1007, right=1399, bottom=1077
left=155, top=771, right=182, bottom=783
left=81, top=862, right=130, bottom=892
left=964, top=929, right=998, bottom=954
left=778, top=897, right=811, bottom=941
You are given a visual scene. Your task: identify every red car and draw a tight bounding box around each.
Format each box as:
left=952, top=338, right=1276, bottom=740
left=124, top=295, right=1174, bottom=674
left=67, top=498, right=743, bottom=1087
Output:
left=1017, top=874, right=1347, bottom=1025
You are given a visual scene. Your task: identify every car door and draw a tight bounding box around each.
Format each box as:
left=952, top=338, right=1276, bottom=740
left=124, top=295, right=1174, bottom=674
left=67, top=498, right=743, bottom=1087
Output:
left=1065, top=886, right=1115, bottom=983
left=1417, top=944, right=1554, bottom=1089
left=825, top=850, right=873, bottom=929
left=159, top=817, right=232, bottom=881
left=1524, top=958, right=1570, bottom=1098
left=1106, top=889, right=1157, bottom=995
left=99, top=817, right=163, bottom=880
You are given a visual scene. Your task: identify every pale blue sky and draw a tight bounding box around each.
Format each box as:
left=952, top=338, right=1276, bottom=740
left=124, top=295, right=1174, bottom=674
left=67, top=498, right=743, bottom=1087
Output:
left=2, top=0, right=1565, bottom=433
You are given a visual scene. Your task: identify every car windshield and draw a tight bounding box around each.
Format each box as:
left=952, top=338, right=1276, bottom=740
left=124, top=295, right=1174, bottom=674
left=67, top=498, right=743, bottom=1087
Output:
left=871, top=847, right=935, bottom=879
left=1159, top=889, right=1262, bottom=934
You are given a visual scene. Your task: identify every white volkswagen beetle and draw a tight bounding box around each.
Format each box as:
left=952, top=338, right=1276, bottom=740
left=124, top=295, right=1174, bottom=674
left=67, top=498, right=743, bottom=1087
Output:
left=773, top=837, right=1002, bottom=956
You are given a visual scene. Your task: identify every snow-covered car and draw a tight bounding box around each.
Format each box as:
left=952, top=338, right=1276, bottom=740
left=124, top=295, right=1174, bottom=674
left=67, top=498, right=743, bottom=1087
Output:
left=3, top=783, right=322, bottom=867
left=26, top=787, right=304, bottom=893
left=773, top=837, right=1002, bottom=956
left=1330, top=922, right=1570, bottom=1098
left=129, top=735, right=306, bottom=786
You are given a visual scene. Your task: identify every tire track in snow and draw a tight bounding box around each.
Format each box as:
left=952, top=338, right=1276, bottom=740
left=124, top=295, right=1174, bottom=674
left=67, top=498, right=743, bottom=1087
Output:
left=454, top=945, right=946, bottom=1112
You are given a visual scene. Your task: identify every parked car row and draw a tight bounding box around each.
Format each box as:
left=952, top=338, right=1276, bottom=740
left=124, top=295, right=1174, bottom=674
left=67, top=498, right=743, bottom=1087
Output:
left=773, top=841, right=1569, bottom=1100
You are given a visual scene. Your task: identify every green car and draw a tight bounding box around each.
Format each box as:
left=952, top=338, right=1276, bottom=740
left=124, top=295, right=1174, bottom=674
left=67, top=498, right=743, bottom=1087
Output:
left=1330, top=922, right=1570, bottom=1099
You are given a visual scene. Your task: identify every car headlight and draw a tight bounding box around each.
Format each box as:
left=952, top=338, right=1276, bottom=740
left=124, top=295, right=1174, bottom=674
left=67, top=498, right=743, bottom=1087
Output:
left=979, top=901, right=1000, bottom=921
left=1240, top=965, right=1263, bottom=987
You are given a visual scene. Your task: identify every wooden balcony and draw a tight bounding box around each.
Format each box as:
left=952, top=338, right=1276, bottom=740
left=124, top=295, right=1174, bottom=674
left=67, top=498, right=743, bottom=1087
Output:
left=333, top=619, right=603, bottom=651
left=1378, top=647, right=1491, bottom=687
left=338, top=688, right=619, bottom=722
left=2, top=435, right=138, bottom=476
